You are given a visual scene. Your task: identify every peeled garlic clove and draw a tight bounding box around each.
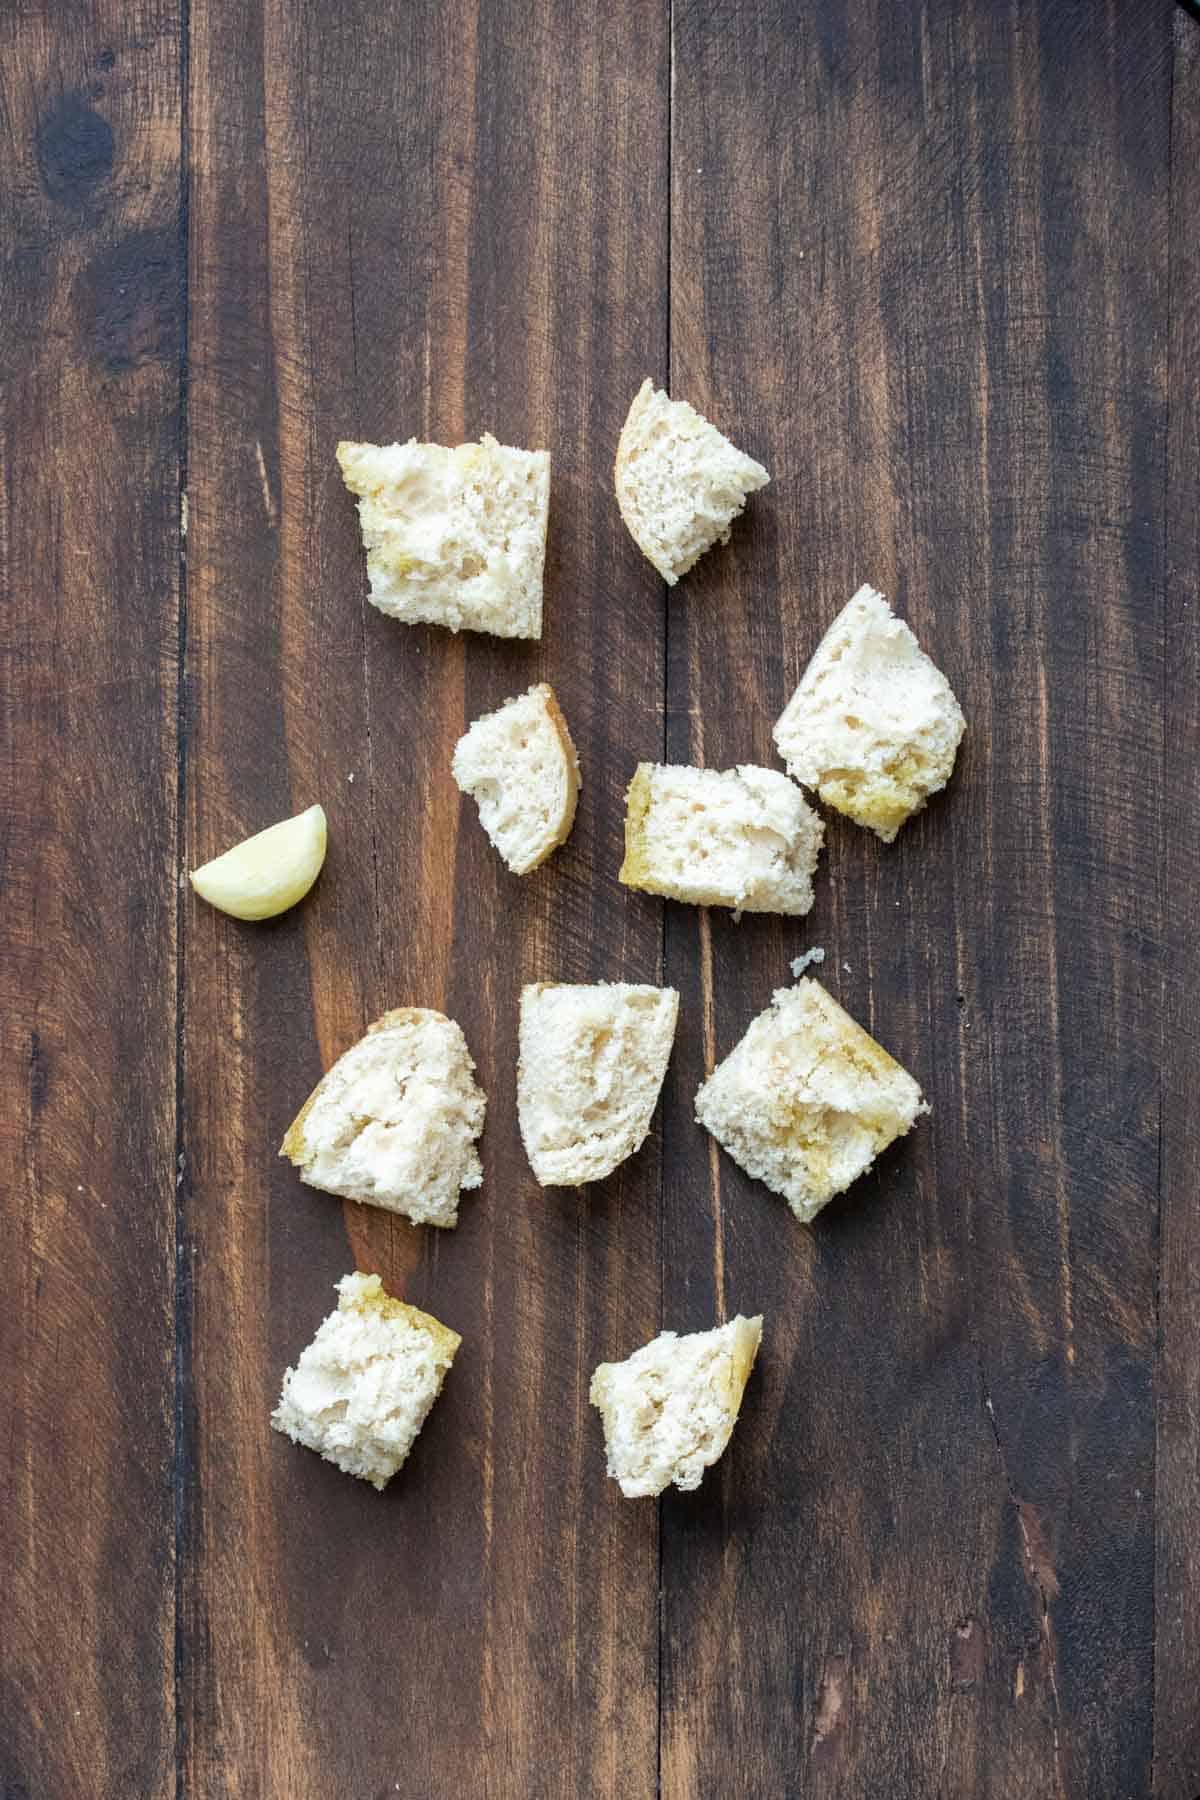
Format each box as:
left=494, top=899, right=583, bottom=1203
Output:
left=190, top=804, right=327, bottom=920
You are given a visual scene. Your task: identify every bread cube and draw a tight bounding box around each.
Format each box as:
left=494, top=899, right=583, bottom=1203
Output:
left=517, top=981, right=679, bottom=1185
left=272, top=1273, right=460, bottom=1490
left=452, top=683, right=580, bottom=875
left=695, top=979, right=928, bottom=1221
left=337, top=434, right=549, bottom=638
left=773, top=584, right=965, bottom=841
left=281, top=1009, right=486, bottom=1228
left=590, top=1316, right=763, bottom=1498
left=614, top=379, right=769, bottom=584
left=619, top=762, right=823, bottom=915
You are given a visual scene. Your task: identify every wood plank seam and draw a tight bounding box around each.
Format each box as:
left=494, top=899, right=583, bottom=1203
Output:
left=658, top=6, right=675, bottom=1800
left=1154, top=14, right=1175, bottom=1798
left=1156, top=12, right=1200, bottom=1793
left=174, top=0, right=193, bottom=1791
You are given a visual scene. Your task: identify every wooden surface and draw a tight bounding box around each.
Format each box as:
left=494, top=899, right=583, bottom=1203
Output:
left=1, top=3, right=1196, bottom=1796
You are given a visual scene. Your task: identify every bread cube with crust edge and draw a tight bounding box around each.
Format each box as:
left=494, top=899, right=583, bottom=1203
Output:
left=619, top=762, right=823, bottom=916
left=695, top=979, right=928, bottom=1221
left=272, top=1273, right=461, bottom=1490
left=337, top=434, right=549, bottom=639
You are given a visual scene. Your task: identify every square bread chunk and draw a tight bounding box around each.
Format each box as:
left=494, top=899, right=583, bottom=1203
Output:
left=272, top=1273, right=460, bottom=1490
left=517, top=982, right=679, bottom=1185
left=590, top=1316, right=763, bottom=1498
left=614, top=379, right=770, bottom=584
left=280, top=1008, right=486, bottom=1228
left=695, top=979, right=928, bottom=1222
left=336, top=434, right=550, bottom=638
left=452, top=682, right=580, bottom=875
left=773, top=584, right=966, bottom=842
left=620, top=762, right=823, bottom=915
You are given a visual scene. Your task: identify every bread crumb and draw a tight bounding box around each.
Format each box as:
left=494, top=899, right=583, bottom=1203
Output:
left=790, top=946, right=825, bottom=978
left=518, top=981, right=678, bottom=1184
left=337, top=435, right=549, bottom=639
left=280, top=1008, right=486, bottom=1227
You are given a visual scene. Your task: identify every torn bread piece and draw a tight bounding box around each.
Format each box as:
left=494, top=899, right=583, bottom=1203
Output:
left=517, top=982, right=679, bottom=1185
left=452, top=683, right=580, bottom=875
left=272, top=1273, right=460, bottom=1490
left=773, top=584, right=965, bottom=842
left=695, top=978, right=928, bottom=1222
left=590, top=1316, right=763, bottom=1498
left=336, top=434, right=550, bottom=638
left=614, top=379, right=769, bottom=584
left=620, top=762, right=823, bottom=915
left=281, top=1009, right=486, bottom=1228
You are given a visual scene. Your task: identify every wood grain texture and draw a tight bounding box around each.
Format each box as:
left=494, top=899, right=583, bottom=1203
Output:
left=1157, top=13, right=1200, bottom=1798
left=181, top=1, right=666, bottom=1793
left=662, top=3, right=1172, bottom=1797
left=3, top=3, right=1197, bottom=1796
left=0, top=6, right=182, bottom=1797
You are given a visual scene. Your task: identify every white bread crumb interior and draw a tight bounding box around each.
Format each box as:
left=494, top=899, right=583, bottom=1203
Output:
left=280, top=1008, right=486, bottom=1228
left=517, top=981, right=679, bottom=1185
left=773, top=584, right=965, bottom=841
left=620, top=761, right=823, bottom=915
left=337, top=434, right=550, bottom=638
left=590, top=1316, right=763, bottom=1498
left=452, top=683, right=580, bottom=875
left=695, top=979, right=928, bottom=1221
left=272, top=1272, right=460, bottom=1490
left=614, top=379, right=769, bottom=584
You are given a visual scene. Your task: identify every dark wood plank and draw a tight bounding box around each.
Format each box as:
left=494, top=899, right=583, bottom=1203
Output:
left=181, top=1, right=667, bottom=1792
left=662, top=3, right=1170, bottom=1796
left=0, top=6, right=182, bottom=1795
left=1157, top=13, right=1200, bottom=1796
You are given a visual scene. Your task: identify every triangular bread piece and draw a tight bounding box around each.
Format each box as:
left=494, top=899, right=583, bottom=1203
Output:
left=590, top=1316, right=763, bottom=1497
left=773, top=584, right=965, bottom=841
left=614, top=379, right=769, bottom=584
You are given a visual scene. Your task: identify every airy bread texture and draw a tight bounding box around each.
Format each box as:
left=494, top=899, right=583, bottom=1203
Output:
left=451, top=683, right=580, bottom=875
left=517, top=982, right=679, bottom=1185
left=281, top=1009, right=486, bottom=1228
left=590, top=1316, right=763, bottom=1498
left=773, top=584, right=966, bottom=842
left=272, top=1272, right=460, bottom=1490
left=336, top=434, right=550, bottom=638
left=620, top=762, right=823, bottom=915
left=614, top=379, right=770, bottom=584
left=695, top=979, right=928, bottom=1222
